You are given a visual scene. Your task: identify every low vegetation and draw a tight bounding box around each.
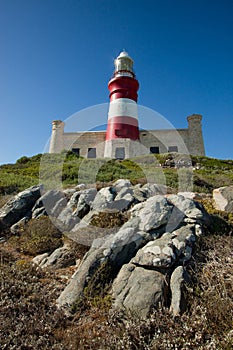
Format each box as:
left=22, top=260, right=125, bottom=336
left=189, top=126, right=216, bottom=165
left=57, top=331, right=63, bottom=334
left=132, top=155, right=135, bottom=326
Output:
left=1, top=152, right=233, bottom=195
left=0, top=152, right=233, bottom=349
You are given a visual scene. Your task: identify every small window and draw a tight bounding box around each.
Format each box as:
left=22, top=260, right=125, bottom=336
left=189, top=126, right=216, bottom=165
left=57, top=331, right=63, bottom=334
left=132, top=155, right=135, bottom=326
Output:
left=72, top=148, right=80, bottom=156
left=88, top=148, right=96, bottom=158
left=150, top=147, right=160, bottom=154
left=115, top=147, right=125, bottom=160
left=115, top=128, right=128, bottom=137
left=168, top=146, right=178, bottom=153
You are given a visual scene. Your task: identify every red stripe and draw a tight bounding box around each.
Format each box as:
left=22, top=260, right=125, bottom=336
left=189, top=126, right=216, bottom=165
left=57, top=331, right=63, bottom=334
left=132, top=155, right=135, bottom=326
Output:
left=106, top=122, right=139, bottom=141
left=108, top=76, right=139, bottom=102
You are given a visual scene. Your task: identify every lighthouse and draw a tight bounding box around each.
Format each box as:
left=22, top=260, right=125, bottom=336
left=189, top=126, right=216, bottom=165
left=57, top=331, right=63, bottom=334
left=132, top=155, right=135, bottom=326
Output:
left=104, top=51, right=145, bottom=159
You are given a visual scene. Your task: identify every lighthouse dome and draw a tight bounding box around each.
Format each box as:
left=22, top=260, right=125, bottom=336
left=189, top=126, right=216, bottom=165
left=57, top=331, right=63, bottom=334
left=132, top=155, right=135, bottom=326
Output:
left=114, top=50, right=134, bottom=77
left=118, top=50, right=133, bottom=60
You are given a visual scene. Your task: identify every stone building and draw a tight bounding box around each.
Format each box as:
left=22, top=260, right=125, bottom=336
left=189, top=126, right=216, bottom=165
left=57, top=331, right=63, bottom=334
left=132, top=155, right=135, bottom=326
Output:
left=49, top=52, right=205, bottom=159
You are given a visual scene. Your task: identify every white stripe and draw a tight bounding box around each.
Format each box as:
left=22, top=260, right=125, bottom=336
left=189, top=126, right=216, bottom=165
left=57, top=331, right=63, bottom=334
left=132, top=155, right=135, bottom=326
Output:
left=108, top=98, right=138, bottom=120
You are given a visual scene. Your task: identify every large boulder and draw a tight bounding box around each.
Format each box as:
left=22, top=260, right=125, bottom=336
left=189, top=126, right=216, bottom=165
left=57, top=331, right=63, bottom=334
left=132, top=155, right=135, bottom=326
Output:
left=113, top=179, right=132, bottom=192
left=213, top=186, right=233, bottom=212
left=57, top=188, right=97, bottom=231
left=91, top=187, right=116, bottom=210
left=130, top=195, right=173, bottom=232
left=131, top=232, right=177, bottom=268
left=0, top=185, right=41, bottom=230
left=32, top=189, right=64, bottom=217
left=91, top=185, right=135, bottom=212
left=112, top=263, right=168, bottom=318
left=166, top=194, right=210, bottom=231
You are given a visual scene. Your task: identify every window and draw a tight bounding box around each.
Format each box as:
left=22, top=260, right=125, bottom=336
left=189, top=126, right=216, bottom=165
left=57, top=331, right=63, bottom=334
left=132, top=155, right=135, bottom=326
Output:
left=115, top=147, right=125, bottom=160
left=168, top=146, right=178, bottom=153
left=71, top=148, right=80, bottom=156
left=150, top=147, right=160, bottom=154
left=88, top=148, right=96, bottom=158
left=115, top=128, right=128, bottom=137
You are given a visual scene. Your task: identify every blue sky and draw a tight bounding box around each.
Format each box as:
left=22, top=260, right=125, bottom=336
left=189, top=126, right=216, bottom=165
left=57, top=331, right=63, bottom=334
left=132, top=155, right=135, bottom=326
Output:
left=0, top=0, right=233, bottom=164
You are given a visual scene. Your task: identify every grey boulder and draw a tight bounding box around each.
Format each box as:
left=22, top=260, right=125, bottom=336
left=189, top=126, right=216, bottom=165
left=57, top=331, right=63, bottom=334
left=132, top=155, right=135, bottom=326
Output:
left=0, top=185, right=41, bottom=230
left=112, top=263, right=169, bottom=318
left=130, top=195, right=173, bottom=232
left=213, top=186, right=233, bottom=212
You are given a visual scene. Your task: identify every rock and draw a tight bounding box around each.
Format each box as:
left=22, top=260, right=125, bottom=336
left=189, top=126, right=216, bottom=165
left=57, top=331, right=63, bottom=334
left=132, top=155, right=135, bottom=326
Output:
left=0, top=185, right=41, bottom=230
left=75, top=183, right=86, bottom=190
left=32, top=207, right=47, bottom=219
left=213, top=186, right=233, bottom=212
left=57, top=248, right=105, bottom=309
left=57, top=217, right=149, bottom=309
left=100, top=217, right=149, bottom=267
left=32, top=190, right=64, bottom=216
left=132, top=186, right=147, bottom=203
left=112, top=263, right=168, bottom=318
left=10, top=216, right=30, bottom=234
left=132, top=233, right=177, bottom=268
left=57, top=206, right=79, bottom=230
left=141, top=183, right=168, bottom=197
left=57, top=189, right=97, bottom=231
left=171, top=225, right=196, bottom=263
left=113, top=179, right=132, bottom=192
left=178, top=192, right=202, bottom=200
left=55, top=181, right=211, bottom=317
left=91, top=187, right=116, bottom=210
left=115, top=186, right=133, bottom=200
left=32, top=252, right=49, bottom=266
left=170, top=266, right=189, bottom=316
left=108, top=195, right=135, bottom=211
left=62, top=188, right=77, bottom=197
left=38, top=245, right=76, bottom=269
left=130, top=195, right=173, bottom=232
left=166, top=194, right=210, bottom=231
left=72, top=188, right=97, bottom=218
left=51, top=197, right=67, bottom=217
left=69, top=188, right=96, bottom=207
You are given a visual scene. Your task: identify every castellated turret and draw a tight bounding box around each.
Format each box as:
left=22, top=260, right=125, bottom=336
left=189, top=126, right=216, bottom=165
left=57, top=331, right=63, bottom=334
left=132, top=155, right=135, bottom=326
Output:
left=187, top=114, right=205, bottom=155
left=49, top=120, right=65, bottom=153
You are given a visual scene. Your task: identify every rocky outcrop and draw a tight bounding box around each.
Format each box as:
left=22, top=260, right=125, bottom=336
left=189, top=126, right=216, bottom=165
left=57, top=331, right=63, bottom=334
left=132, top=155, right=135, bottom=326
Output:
left=55, top=187, right=210, bottom=317
left=0, top=179, right=211, bottom=319
left=213, top=186, right=233, bottom=212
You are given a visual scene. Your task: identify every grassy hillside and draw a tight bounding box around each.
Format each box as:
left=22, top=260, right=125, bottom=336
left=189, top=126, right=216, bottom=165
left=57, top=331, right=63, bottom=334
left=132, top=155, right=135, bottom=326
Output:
left=0, top=152, right=233, bottom=196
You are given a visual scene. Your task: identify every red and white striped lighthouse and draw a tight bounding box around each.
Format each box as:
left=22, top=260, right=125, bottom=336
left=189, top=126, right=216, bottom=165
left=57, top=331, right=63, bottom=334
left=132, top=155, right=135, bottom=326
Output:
left=104, top=51, right=143, bottom=159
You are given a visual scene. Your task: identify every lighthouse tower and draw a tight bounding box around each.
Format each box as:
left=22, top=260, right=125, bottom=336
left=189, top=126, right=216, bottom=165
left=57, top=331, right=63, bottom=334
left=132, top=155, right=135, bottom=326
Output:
left=104, top=51, right=145, bottom=159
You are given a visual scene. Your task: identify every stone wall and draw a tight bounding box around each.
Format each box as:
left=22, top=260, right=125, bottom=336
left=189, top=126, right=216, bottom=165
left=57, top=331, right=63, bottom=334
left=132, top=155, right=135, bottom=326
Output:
left=49, top=115, right=205, bottom=157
